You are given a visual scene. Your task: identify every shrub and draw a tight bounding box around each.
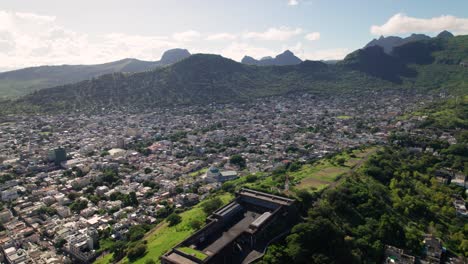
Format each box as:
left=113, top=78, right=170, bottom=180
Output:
left=202, top=197, right=223, bottom=215
left=127, top=243, right=147, bottom=261
left=166, top=213, right=182, bottom=226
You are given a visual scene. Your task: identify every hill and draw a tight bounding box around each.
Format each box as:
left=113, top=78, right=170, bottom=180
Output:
left=0, top=48, right=191, bottom=98
left=340, top=45, right=417, bottom=83
left=342, top=34, right=468, bottom=85
left=10, top=56, right=371, bottom=113
left=364, top=33, right=432, bottom=54
left=259, top=97, right=468, bottom=263
left=241, top=50, right=302, bottom=66
left=1, top=34, right=467, bottom=114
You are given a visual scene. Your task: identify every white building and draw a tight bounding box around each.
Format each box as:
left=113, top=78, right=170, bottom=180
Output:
left=202, top=166, right=238, bottom=183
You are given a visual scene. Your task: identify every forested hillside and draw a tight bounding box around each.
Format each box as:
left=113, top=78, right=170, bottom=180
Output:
left=0, top=48, right=191, bottom=98
left=0, top=35, right=466, bottom=115
left=257, top=96, right=468, bottom=263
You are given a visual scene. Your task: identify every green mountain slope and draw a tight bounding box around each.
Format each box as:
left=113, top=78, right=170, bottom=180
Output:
left=1, top=35, right=467, bottom=114
left=341, top=35, right=467, bottom=88
left=0, top=49, right=191, bottom=98
left=2, top=55, right=393, bottom=114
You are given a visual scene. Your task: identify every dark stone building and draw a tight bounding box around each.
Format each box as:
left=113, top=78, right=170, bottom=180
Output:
left=161, top=188, right=296, bottom=264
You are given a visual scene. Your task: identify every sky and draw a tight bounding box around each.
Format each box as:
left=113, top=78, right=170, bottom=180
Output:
left=0, top=0, right=468, bottom=71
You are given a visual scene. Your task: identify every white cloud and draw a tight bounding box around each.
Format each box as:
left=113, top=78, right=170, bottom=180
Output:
left=371, top=13, right=468, bottom=35
left=172, top=30, right=201, bottom=42
left=206, top=33, right=237, bottom=41
left=0, top=10, right=182, bottom=68
left=220, top=42, right=277, bottom=61
left=305, top=32, right=320, bottom=41
left=287, top=0, right=299, bottom=6
left=243, top=27, right=303, bottom=41
left=0, top=9, right=339, bottom=69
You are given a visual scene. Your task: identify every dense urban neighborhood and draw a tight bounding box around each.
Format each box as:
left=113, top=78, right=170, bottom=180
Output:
left=0, top=89, right=466, bottom=263
left=0, top=3, right=467, bottom=262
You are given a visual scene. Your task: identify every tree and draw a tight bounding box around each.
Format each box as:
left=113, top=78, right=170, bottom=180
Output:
left=128, top=225, right=146, bottom=242
left=288, top=162, right=302, bottom=172
left=127, top=243, right=147, bottom=261
left=245, top=174, right=258, bottom=183
left=202, top=197, right=223, bottom=215
left=230, top=154, right=246, bottom=169
left=189, top=219, right=203, bottom=230
left=128, top=192, right=139, bottom=207
left=54, top=238, right=67, bottom=249
left=222, top=182, right=235, bottom=192
left=70, top=199, right=88, bottom=213
left=336, top=157, right=346, bottom=166
left=110, top=241, right=127, bottom=262
left=167, top=213, right=182, bottom=226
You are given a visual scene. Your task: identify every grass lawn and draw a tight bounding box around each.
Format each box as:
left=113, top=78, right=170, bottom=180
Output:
left=94, top=253, right=113, bottom=264
left=293, top=147, right=377, bottom=190
left=337, top=115, right=352, bottom=120
left=189, top=167, right=208, bottom=177
left=97, top=192, right=234, bottom=264
left=176, top=247, right=208, bottom=260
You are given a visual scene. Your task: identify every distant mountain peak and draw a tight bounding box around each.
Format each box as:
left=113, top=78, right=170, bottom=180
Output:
left=160, top=48, right=191, bottom=65
left=241, top=56, right=258, bottom=64
left=436, top=30, right=454, bottom=38
left=365, top=33, right=430, bottom=54
left=260, top=56, right=273, bottom=61
left=242, top=50, right=302, bottom=66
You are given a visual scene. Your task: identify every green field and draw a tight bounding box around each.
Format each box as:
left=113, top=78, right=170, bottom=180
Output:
left=189, top=167, right=208, bottom=177
left=94, top=253, right=113, bottom=264
left=336, top=115, right=352, bottom=120
left=292, top=147, right=377, bottom=190
left=95, top=193, right=233, bottom=264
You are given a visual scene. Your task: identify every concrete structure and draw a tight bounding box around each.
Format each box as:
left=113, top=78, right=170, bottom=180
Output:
left=422, top=234, right=444, bottom=263
left=3, top=247, right=30, bottom=264
left=203, top=166, right=238, bottom=183
left=1, top=189, right=18, bottom=202
left=383, top=245, right=416, bottom=264
left=0, top=209, right=12, bottom=223
left=108, top=148, right=126, bottom=158
left=48, top=147, right=67, bottom=166
left=161, top=188, right=295, bottom=264
left=66, top=228, right=99, bottom=263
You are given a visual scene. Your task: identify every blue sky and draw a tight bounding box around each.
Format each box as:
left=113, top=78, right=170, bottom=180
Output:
left=0, top=0, right=467, bottom=70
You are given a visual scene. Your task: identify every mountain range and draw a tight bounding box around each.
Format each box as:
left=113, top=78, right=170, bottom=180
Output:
left=0, top=48, right=190, bottom=98
left=364, top=30, right=454, bottom=54
left=0, top=32, right=467, bottom=115
left=241, top=50, right=303, bottom=66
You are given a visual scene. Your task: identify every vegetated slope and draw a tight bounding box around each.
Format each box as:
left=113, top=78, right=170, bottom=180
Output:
left=260, top=100, right=468, bottom=263
left=341, top=35, right=468, bottom=85
left=364, top=33, right=431, bottom=54
left=3, top=35, right=467, bottom=114
left=0, top=48, right=191, bottom=98
left=340, top=45, right=417, bottom=83
left=6, top=55, right=393, bottom=113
